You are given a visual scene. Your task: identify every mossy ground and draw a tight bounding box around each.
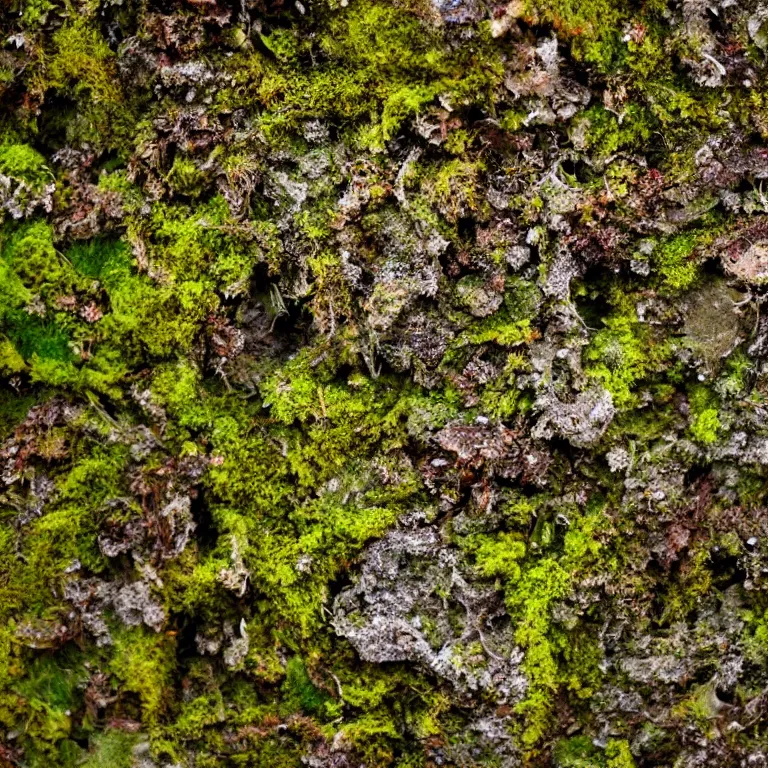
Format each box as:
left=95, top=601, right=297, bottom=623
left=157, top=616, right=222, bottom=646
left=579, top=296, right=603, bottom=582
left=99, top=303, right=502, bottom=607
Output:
left=2, top=0, right=768, bottom=766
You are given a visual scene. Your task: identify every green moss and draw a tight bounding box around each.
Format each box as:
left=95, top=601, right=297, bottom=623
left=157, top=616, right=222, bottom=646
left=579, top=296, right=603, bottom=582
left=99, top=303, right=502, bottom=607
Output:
left=1, top=0, right=767, bottom=764
left=48, top=19, right=121, bottom=104
left=381, top=84, right=440, bottom=141
left=553, top=736, right=635, bottom=767
left=553, top=735, right=602, bottom=767
left=13, top=653, right=86, bottom=717
left=0, top=144, right=52, bottom=185
left=525, top=0, right=625, bottom=68
left=654, top=233, right=706, bottom=292
left=743, top=607, right=768, bottom=666
left=20, top=0, right=55, bottom=26
left=499, top=502, right=608, bottom=749
left=473, top=533, right=527, bottom=582
left=148, top=196, right=261, bottom=294
left=80, top=730, right=139, bottom=768
left=66, top=238, right=132, bottom=285
left=166, top=157, right=208, bottom=199
left=1, top=220, right=65, bottom=295
left=689, top=408, right=720, bottom=444
left=4, top=311, right=72, bottom=363
left=605, top=739, right=636, bottom=768
left=584, top=308, right=667, bottom=411
left=110, top=628, right=176, bottom=723
left=424, top=158, right=486, bottom=222
left=658, top=544, right=713, bottom=622
left=505, top=558, right=571, bottom=747
left=337, top=711, right=398, bottom=764
left=248, top=1, right=504, bottom=146
left=282, top=657, right=332, bottom=717
left=718, top=349, right=752, bottom=397
left=0, top=258, right=31, bottom=315
left=168, top=686, right=226, bottom=741
left=463, top=313, right=534, bottom=347
left=687, top=385, right=721, bottom=444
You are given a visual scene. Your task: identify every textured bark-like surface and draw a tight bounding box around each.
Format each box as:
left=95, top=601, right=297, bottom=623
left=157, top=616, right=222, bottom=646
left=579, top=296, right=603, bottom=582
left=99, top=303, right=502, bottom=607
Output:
left=3, top=0, right=768, bottom=766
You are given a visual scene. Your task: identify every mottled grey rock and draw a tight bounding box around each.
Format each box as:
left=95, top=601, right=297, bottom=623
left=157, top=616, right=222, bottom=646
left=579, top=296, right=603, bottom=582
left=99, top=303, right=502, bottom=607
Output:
left=114, top=581, right=166, bottom=632
left=533, top=386, right=615, bottom=448
left=333, top=522, right=527, bottom=702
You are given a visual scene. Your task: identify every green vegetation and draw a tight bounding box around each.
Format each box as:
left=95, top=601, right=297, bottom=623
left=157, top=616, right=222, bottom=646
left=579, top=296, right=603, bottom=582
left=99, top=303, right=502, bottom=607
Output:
left=0, top=0, right=766, bottom=765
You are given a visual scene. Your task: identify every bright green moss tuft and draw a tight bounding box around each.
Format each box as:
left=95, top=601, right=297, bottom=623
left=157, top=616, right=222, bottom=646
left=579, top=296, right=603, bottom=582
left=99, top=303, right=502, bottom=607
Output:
left=0, top=144, right=51, bottom=185
left=654, top=233, right=703, bottom=292
left=689, top=408, right=720, bottom=444
left=110, top=628, right=177, bottom=723
left=584, top=309, right=667, bottom=411
left=48, top=20, right=121, bottom=104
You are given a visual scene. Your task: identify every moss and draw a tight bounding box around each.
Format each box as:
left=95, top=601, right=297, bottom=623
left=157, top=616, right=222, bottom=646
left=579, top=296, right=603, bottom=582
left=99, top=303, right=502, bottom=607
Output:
left=1, top=648, right=96, bottom=764
left=658, top=544, right=714, bottom=623
left=13, top=653, right=86, bottom=718
left=1, top=220, right=65, bottom=295
left=553, top=735, right=602, bottom=767
left=336, top=711, right=399, bottom=764
left=524, top=0, right=625, bottom=68
left=243, top=1, right=504, bottom=146
left=552, top=736, right=635, bottom=767
left=4, top=311, right=73, bottom=363
left=109, top=628, right=177, bottom=723
left=168, top=686, right=226, bottom=741
left=281, top=657, right=333, bottom=717
left=687, top=385, right=720, bottom=444
left=66, top=238, right=132, bottom=285
left=423, top=158, right=486, bottom=223
left=584, top=303, right=668, bottom=411
left=472, top=533, right=527, bottom=582
left=689, top=408, right=720, bottom=444
left=460, top=312, right=534, bottom=348
left=166, top=157, right=208, bottom=198
left=0, top=261, right=32, bottom=316
left=498, top=501, right=609, bottom=750
left=20, top=0, right=55, bottom=26
left=718, top=349, right=752, bottom=397
left=48, top=19, right=121, bottom=105
left=0, top=143, right=52, bottom=185
left=605, top=739, right=636, bottom=768
left=381, top=85, right=440, bottom=141
left=743, top=607, right=768, bottom=666
left=106, top=275, right=215, bottom=358
left=654, top=232, right=711, bottom=293
left=306, top=250, right=354, bottom=329
left=2, top=0, right=768, bottom=764
left=506, top=558, right=572, bottom=747
left=80, top=730, right=139, bottom=768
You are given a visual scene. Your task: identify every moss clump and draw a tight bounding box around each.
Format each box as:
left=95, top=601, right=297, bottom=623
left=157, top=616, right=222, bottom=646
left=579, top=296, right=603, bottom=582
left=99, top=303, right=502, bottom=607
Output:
left=687, top=385, right=721, bottom=444
left=583, top=295, right=670, bottom=411
left=689, top=407, right=720, bottom=444
left=654, top=233, right=704, bottom=292
left=109, top=629, right=177, bottom=723
left=281, top=657, right=333, bottom=717
left=48, top=19, right=121, bottom=105
left=80, top=730, right=139, bottom=768
left=0, top=144, right=52, bottom=186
